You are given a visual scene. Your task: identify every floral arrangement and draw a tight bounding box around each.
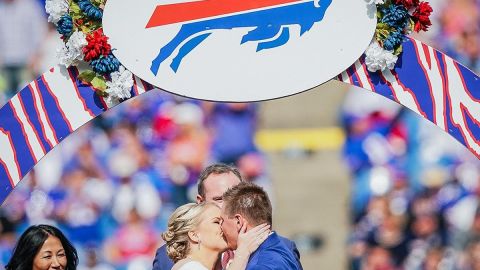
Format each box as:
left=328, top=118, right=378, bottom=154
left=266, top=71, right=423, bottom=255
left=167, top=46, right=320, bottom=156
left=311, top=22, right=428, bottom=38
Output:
left=45, top=0, right=133, bottom=106
left=365, top=0, right=433, bottom=72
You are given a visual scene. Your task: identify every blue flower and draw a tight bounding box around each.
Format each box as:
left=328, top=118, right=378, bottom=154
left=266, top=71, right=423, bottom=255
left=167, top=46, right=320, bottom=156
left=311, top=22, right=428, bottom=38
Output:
left=383, top=30, right=404, bottom=51
left=57, top=15, right=73, bottom=37
left=77, top=0, right=103, bottom=20
left=90, top=54, right=120, bottom=75
left=380, top=4, right=409, bottom=30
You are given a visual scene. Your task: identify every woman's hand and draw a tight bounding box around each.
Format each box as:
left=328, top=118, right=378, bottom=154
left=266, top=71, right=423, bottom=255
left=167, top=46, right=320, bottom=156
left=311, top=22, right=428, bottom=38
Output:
left=235, top=222, right=270, bottom=258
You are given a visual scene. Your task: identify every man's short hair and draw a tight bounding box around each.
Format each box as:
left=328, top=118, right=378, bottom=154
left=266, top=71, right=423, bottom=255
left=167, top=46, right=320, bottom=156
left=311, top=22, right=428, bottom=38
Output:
left=222, top=182, right=272, bottom=226
left=197, top=163, right=242, bottom=197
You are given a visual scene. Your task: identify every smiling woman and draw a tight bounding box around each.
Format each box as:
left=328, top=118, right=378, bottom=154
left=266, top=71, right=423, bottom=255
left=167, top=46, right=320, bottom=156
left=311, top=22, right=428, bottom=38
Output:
left=5, top=224, right=78, bottom=270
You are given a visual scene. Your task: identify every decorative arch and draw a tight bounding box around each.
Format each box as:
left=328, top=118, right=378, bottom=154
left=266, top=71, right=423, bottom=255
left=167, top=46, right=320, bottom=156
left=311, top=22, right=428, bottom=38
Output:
left=0, top=37, right=478, bottom=205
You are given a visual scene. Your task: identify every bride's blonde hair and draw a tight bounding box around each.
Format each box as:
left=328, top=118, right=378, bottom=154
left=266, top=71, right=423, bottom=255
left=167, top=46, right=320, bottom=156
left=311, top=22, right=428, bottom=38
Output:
left=162, top=202, right=213, bottom=262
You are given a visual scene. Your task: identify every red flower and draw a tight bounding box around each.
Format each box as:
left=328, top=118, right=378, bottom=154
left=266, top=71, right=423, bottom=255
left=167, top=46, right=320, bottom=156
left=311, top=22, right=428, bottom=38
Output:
left=394, top=0, right=419, bottom=9
left=412, top=2, right=433, bottom=32
left=83, top=28, right=112, bottom=62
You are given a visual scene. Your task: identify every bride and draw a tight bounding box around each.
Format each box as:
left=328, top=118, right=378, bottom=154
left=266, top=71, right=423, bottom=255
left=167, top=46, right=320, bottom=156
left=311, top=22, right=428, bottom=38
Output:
left=163, top=202, right=270, bottom=270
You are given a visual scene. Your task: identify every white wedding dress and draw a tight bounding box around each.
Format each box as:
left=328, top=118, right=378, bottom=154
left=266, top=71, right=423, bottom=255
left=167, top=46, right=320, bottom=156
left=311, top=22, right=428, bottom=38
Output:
left=172, top=260, right=209, bottom=270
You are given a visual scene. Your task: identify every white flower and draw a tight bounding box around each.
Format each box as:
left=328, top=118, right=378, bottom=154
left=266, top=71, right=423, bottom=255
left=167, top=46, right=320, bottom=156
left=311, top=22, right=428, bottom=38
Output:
left=67, top=31, right=88, bottom=52
left=364, top=40, right=398, bottom=72
left=105, top=66, right=134, bottom=104
left=384, top=51, right=398, bottom=70
left=45, top=0, right=69, bottom=24
left=104, top=96, right=120, bottom=108
left=57, top=31, right=87, bottom=67
left=365, top=0, right=385, bottom=4
left=57, top=46, right=76, bottom=67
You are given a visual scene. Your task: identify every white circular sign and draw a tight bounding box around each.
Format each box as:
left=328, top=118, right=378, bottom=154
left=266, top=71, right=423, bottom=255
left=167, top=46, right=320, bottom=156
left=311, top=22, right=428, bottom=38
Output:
left=103, top=0, right=376, bottom=102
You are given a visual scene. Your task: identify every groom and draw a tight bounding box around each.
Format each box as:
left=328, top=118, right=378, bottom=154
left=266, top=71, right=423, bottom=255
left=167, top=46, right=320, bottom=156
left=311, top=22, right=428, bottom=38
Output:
left=152, top=163, right=302, bottom=270
left=221, top=182, right=302, bottom=270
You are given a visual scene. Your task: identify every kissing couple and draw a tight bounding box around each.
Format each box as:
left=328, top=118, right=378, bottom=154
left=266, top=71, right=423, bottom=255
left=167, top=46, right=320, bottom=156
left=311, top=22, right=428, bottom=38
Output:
left=152, top=164, right=302, bottom=270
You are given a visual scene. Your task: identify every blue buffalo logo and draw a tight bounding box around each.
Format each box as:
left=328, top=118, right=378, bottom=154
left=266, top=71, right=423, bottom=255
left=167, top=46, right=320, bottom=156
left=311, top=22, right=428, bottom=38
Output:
left=146, top=0, right=332, bottom=74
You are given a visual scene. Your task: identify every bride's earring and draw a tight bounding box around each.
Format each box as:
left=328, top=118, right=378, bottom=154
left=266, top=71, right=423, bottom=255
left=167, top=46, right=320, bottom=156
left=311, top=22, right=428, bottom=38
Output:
left=198, top=239, right=201, bottom=250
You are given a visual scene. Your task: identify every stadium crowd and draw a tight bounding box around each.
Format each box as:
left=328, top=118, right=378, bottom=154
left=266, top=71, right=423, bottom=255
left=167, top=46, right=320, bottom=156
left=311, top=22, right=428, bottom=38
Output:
left=343, top=0, right=480, bottom=269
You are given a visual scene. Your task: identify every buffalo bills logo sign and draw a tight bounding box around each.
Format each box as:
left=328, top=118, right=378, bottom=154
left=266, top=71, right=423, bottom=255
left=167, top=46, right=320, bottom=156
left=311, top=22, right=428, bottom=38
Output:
left=146, top=0, right=332, bottom=74
left=103, top=0, right=376, bottom=101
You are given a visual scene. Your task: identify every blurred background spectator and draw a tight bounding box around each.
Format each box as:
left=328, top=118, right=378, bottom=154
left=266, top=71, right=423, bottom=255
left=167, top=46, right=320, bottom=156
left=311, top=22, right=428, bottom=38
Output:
left=0, top=0, right=46, bottom=103
left=345, top=0, right=480, bottom=268
left=1, top=0, right=480, bottom=269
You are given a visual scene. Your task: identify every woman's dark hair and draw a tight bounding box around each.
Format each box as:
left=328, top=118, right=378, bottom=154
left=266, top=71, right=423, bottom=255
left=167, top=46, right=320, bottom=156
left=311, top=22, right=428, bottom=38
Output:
left=5, top=224, right=79, bottom=270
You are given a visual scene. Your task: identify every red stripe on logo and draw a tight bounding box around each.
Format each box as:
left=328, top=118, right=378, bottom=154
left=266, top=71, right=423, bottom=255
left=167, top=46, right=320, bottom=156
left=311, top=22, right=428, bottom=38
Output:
left=0, top=127, right=21, bottom=187
left=391, top=70, right=428, bottom=119
left=411, top=39, right=436, bottom=124
left=146, top=0, right=303, bottom=28
left=28, top=84, right=55, bottom=149
left=9, top=101, right=38, bottom=163
left=133, top=77, right=140, bottom=96
left=359, top=57, right=375, bottom=92
left=68, top=68, right=96, bottom=118
left=17, top=92, right=47, bottom=155
left=33, top=79, right=60, bottom=144
left=41, top=75, right=74, bottom=132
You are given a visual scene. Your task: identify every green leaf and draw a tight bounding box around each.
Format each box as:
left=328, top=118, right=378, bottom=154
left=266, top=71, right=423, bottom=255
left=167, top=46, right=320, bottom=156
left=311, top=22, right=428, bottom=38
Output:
left=86, top=20, right=103, bottom=32
left=393, top=45, right=403, bottom=56
left=408, top=18, right=415, bottom=33
left=69, top=1, right=83, bottom=20
left=78, top=71, right=107, bottom=91
left=78, top=70, right=96, bottom=82
left=97, top=90, right=108, bottom=98
left=375, top=28, right=390, bottom=40
left=91, top=0, right=106, bottom=7
left=376, top=23, right=390, bottom=30
left=91, top=76, right=107, bottom=91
